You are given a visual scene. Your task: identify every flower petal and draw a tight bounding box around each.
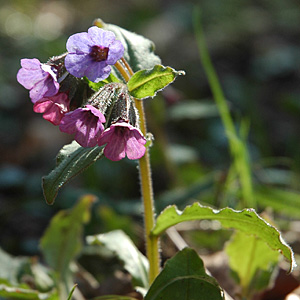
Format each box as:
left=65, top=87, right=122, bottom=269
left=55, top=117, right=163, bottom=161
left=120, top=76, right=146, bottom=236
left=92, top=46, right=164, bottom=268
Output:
left=106, top=40, right=124, bottom=65
left=84, top=62, right=111, bottom=82
left=60, top=106, right=105, bottom=147
left=86, top=105, right=106, bottom=123
left=74, top=112, right=104, bottom=147
left=29, top=79, right=50, bottom=103
left=17, top=65, right=45, bottom=90
left=50, top=93, right=70, bottom=112
left=42, top=106, right=64, bottom=125
left=59, top=110, right=82, bottom=134
left=34, top=98, right=65, bottom=125
left=65, top=53, right=93, bottom=78
left=20, top=58, right=41, bottom=70
left=125, top=129, right=146, bottom=160
left=98, top=126, right=115, bottom=146
left=88, top=26, right=115, bottom=47
left=103, top=132, right=126, bottom=161
left=66, top=32, right=92, bottom=54
left=130, top=127, right=147, bottom=145
left=33, top=99, right=52, bottom=113
left=43, top=76, right=60, bottom=97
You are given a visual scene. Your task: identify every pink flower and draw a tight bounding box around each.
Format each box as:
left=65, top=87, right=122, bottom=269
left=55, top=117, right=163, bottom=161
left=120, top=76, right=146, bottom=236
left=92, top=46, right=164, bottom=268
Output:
left=17, top=58, right=60, bottom=103
left=33, top=93, right=70, bottom=125
left=98, top=120, right=146, bottom=161
left=59, top=105, right=106, bottom=147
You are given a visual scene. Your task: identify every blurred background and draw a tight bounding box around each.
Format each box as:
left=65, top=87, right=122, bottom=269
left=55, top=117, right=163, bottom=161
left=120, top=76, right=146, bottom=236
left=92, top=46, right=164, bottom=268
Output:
left=1, top=0, right=300, bottom=268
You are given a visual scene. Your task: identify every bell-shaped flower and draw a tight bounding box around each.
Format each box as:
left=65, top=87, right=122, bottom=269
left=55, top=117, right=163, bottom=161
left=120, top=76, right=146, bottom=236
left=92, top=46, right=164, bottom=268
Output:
left=17, top=58, right=60, bottom=103
left=65, top=26, right=124, bottom=83
left=59, top=105, right=106, bottom=147
left=98, top=120, right=146, bottom=161
left=33, top=93, right=70, bottom=125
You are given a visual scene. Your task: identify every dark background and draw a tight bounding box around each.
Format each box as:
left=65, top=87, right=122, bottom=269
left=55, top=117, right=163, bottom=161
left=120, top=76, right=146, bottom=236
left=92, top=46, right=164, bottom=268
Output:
left=1, top=0, right=300, bottom=259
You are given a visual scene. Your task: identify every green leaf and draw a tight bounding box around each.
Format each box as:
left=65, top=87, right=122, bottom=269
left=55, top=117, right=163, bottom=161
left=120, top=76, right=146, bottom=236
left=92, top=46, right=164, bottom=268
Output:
left=28, top=261, right=55, bottom=292
left=0, top=248, right=28, bottom=286
left=67, top=284, right=77, bottom=300
left=96, top=19, right=161, bottom=72
left=255, top=186, right=300, bottom=218
left=144, top=248, right=224, bottom=300
left=40, top=195, right=95, bottom=298
left=127, top=65, right=185, bottom=99
left=42, top=141, right=104, bottom=204
left=0, top=284, right=57, bottom=300
left=90, top=296, right=138, bottom=300
left=152, top=203, right=296, bottom=271
left=85, top=73, right=120, bottom=91
left=87, top=230, right=149, bottom=289
left=225, top=231, right=279, bottom=294
left=0, top=247, right=55, bottom=292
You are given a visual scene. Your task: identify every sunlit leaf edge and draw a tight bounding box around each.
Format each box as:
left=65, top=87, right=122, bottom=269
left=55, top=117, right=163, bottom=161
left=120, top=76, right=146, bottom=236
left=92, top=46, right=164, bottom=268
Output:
left=151, top=202, right=296, bottom=271
left=127, top=65, right=185, bottom=99
left=87, top=230, right=149, bottom=289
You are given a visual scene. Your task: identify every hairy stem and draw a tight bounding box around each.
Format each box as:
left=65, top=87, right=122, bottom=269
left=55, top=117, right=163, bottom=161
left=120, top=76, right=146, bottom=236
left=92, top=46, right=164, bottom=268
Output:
left=115, top=59, right=160, bottom=284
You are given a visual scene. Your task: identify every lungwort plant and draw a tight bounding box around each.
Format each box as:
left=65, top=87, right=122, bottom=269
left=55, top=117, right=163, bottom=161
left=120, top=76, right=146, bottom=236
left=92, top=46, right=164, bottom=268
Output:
left=8, top=12, right=296, bottom=300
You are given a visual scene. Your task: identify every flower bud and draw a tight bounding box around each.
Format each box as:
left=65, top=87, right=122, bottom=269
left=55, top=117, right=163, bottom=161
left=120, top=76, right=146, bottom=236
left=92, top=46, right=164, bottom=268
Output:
left=88, top=82, right=140, bottom=129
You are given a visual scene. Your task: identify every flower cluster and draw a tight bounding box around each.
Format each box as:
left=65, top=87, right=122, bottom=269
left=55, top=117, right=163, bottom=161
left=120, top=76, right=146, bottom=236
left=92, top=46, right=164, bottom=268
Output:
left=17, top=26, right=146, bottom=161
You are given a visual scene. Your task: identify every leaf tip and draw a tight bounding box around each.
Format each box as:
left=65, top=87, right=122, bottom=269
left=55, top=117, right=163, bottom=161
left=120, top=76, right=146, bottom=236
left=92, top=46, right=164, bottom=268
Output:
left=42, top=176, right=56, bottom=205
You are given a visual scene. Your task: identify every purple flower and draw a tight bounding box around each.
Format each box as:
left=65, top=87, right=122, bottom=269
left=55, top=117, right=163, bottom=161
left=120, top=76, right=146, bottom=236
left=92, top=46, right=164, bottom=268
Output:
left=65, top=26, right=124, bottom=83
left=98, top=120, right=146, bottom=161
left=33, top=93, right=70, bottom=126
left=17, top=58, right=60, bottom=103
left=59, top=105, right=106, bottom=147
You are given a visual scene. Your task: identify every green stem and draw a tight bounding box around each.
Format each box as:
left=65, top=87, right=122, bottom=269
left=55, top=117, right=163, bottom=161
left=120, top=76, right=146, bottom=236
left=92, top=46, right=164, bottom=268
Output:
left=115, top=60, right=160, bottom=284
left=193, top=8, right=255, bottom=208
left=137, top=108, right=161, bottom=284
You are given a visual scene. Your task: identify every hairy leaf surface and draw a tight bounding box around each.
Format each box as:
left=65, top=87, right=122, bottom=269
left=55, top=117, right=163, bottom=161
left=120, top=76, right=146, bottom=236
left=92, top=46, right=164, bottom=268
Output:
left=42, top=141, right=103, bottom=204
left=152, top=203, right=295, bottom=271
left=127, top=65, right=185, bottom=99
left=145, top=248, right=224, bottom=300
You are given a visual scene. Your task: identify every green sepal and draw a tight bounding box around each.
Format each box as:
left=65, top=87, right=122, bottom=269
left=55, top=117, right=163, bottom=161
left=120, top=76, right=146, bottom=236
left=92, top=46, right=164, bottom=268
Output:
left=85, top=73, right=120, bottom=92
